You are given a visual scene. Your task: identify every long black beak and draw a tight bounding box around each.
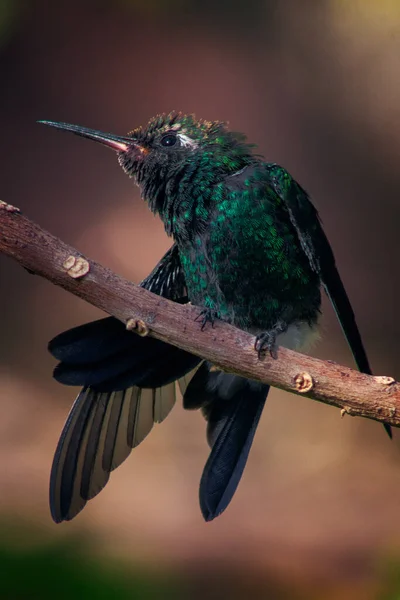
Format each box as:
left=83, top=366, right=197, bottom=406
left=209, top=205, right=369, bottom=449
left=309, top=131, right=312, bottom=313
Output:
left=38, top=120, right=134, bottom=152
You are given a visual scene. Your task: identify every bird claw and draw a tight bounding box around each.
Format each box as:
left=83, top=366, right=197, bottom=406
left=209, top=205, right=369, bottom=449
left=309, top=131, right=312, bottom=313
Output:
left=255, top=321, right=287, bottom=359
left=254, top=331, right=278, bottom=359
left=195, top=308, right=219, bottom=331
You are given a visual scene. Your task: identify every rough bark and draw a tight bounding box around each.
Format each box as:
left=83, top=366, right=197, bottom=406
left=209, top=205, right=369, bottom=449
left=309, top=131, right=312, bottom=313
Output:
left=1, top=199, right=399, bottom=429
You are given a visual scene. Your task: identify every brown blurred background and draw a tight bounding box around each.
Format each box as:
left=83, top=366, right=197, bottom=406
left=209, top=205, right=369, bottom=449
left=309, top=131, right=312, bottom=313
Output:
left=1, top=1, right=400, bottom=598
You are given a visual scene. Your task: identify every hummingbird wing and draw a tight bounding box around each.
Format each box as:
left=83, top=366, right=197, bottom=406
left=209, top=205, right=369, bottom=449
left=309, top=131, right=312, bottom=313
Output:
left=49, top=244, right=201, bottom=523
left=50, top=318, right=200, bottom=390
left=140, top=243, right=188, bottom=302
left=265, top=163, right=391, bottom=438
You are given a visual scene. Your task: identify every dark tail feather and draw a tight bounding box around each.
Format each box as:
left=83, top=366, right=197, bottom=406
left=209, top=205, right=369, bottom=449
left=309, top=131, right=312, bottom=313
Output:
left=184, top=366, right=269, bottom=521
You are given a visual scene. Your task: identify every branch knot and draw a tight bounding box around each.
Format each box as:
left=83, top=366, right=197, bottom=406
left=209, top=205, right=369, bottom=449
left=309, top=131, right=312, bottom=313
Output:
left=126, top=318, right=149, bottom=337
left=294, top=372, right=314, bottom=393
left=63, top=255, right=90, bottom=279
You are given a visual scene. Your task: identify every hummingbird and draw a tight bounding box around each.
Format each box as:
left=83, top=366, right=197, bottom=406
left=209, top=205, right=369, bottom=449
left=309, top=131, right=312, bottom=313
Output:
left=40, top=112, right=391, bottom=524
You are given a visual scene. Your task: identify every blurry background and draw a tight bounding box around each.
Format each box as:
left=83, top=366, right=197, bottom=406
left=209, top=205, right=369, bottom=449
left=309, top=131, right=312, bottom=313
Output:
left=1, top=0, right=400, bottom=598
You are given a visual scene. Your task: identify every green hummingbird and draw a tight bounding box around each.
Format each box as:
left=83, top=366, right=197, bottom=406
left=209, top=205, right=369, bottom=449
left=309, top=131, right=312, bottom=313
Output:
left=40, top=112, right=391, bottom=524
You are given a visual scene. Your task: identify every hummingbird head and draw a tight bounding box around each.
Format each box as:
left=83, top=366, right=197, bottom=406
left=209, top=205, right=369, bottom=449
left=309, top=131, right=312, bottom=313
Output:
left=39, top=112, right=257, bottom=236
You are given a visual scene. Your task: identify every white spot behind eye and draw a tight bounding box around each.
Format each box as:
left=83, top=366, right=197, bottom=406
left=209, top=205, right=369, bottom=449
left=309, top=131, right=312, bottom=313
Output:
left=177, top=133, right=198, bottom=149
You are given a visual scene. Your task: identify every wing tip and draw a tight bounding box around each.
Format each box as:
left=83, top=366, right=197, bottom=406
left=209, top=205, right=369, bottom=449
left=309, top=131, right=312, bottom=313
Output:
left=384, top=423, right=393, bottom=439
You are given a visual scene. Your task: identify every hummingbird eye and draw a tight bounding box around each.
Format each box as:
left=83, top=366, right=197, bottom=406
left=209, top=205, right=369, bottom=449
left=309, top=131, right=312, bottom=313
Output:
left=160, top=133, right=177, bottom=148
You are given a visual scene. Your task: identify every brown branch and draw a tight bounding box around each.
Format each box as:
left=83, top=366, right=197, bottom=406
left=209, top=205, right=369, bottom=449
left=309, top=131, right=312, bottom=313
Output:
left=1, top=199, right=399, bottom=428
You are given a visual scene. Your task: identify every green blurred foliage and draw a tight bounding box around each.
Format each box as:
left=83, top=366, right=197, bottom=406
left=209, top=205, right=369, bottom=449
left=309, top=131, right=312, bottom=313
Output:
left=116, top=0, right=186, bottom=13
left=378, top=556, right=400, bottom=600
left=0, top=525, right=177, bottom=600
left=0, top=0, right=23, bottom=47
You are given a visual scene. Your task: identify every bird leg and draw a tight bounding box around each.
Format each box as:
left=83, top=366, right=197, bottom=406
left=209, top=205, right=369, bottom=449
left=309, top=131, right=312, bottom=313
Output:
left=195, top=308, right=220, bottom=331
left=255, top=321, right=287, bottom=359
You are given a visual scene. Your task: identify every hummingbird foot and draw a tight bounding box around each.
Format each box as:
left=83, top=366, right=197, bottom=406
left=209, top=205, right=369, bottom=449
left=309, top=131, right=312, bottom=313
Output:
left=254, top=321, right=287, bottom=359
left=195, top=308, right=220, bottom=331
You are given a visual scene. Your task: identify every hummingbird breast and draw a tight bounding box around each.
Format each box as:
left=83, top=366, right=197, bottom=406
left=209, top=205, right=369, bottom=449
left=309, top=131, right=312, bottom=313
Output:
left=178, top=166, right=322, bottom=335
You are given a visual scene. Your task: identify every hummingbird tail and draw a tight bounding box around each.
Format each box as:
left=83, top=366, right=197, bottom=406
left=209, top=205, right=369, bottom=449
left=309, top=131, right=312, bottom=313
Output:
left=183, top=363, right=269, bottom=521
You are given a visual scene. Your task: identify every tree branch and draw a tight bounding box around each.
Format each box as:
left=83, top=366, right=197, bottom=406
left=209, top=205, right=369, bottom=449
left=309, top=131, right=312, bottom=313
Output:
left=1, top=199, right=399, bottom=429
